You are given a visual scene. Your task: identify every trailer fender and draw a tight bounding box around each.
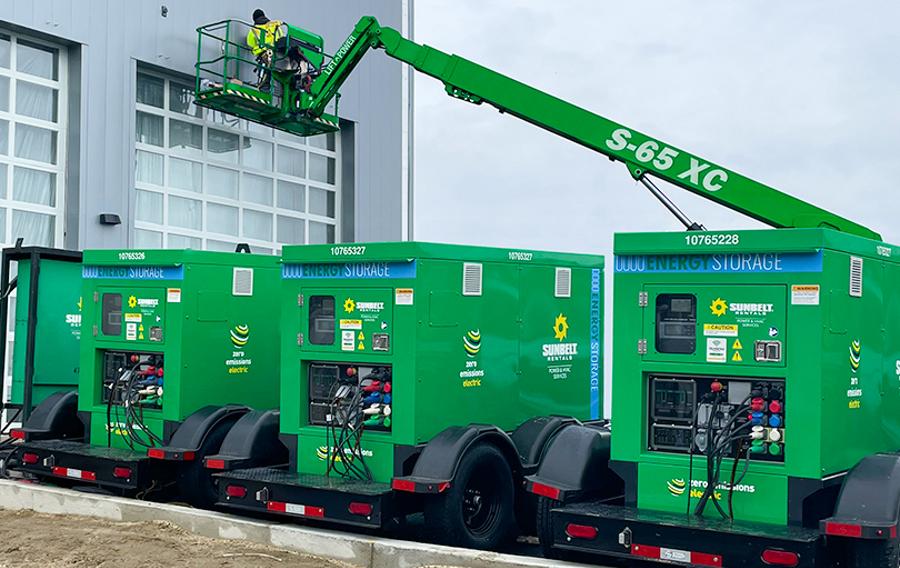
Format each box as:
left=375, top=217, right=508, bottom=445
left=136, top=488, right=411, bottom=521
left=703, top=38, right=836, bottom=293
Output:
left=203, top=409, right=288, bottom=471
left=510, top=416, right=580, bottom=472
left=147, top=405, right=249, bottom=461
left=12, top=391, right=83, bottom=442
left=524, top=423, right=621, bottom=502
left=391, top=424, right=520, bottom=494
left=821, top=453, right=900, bottom=539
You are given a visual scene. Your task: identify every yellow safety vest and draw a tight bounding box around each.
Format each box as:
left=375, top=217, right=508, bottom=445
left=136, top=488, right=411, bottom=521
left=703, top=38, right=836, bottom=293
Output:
left=247, top=20, right=283, bottom=56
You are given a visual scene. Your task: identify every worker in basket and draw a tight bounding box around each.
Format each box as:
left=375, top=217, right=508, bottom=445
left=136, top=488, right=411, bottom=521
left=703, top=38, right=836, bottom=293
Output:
left=247, top=9, right=315, bottom=93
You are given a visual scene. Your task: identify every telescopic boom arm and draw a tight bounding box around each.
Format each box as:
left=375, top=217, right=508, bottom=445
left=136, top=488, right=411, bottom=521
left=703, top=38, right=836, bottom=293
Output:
left=308, top=16, right=879, bottom=240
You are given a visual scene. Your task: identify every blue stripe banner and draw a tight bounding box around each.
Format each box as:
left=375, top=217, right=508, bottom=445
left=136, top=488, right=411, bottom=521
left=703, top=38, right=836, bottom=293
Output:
left=282, top=261, right=417, bottom=280
left=82, top=265, right=184, bottom=280
left=589, top=268, right=602, bottom=420
left=614, top=250, right=823, bottom=274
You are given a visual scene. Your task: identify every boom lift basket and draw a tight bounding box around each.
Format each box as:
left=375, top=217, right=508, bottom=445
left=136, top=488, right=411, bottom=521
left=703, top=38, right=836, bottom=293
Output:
left=194, top=19, right=339, bottom=137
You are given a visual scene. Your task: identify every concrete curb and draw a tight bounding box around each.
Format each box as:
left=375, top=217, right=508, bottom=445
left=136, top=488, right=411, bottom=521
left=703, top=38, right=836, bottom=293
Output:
left=0, top=480, right=595, bottom=568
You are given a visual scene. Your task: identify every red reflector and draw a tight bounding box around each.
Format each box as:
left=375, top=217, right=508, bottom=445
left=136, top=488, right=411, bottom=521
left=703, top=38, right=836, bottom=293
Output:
left=693, top=551, right=724, bottom=567
left=181, top=451, right=195, bottom=461
left=437, top=481, right=450, bottom=493
left=565, top=523, right=598, bottom=539
left=631, top=544, right=722, bottom=566
left=391, top=478, right=416, bottom=493
left=225, top=485, right=247, bottom=498
left=112, top=467, right=132, bottom=479
left=205, top=458, right=225, bottom=470
left=147, top=448, right=164, bottom=459
left=824, top=521, right=863, bottom=538
left=761, top=549, right=800, bottom=567
left=267, top=500, right=325, bottom=518
left=10, top=429, right=25, bottom=440
left=348, top=502, right=373, bottom=516
left=51, top=466, right=96, bottom=481
left=531, top=481, right=562, bottom=500
left=631, top=544, right=661, bottom=559
left=21, top=453, right=39, bottom=465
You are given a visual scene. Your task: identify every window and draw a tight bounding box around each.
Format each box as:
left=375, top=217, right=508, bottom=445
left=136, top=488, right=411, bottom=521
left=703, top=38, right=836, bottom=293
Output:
left=655, top=294, right=697, bottom=354
left=308, top=296, right=335, bottom=344
left=133, top=68, right=341, bottom=252
left=0, top=31, right=66, bottom=247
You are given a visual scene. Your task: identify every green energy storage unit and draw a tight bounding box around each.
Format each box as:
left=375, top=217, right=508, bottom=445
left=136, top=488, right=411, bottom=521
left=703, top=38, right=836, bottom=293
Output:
left=610, top=228, right=900, bottom=526
left=0, top=246, right=82, bottom=419
left=16, top=249, right=281, bottom=502
left=281, top=242, right=603, bottom=482
left=214, top=242, right=603, bottom=542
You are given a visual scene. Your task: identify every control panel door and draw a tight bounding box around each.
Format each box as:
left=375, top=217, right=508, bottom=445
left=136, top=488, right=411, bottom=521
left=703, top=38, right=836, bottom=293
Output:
left=95, top=287, right=167, bottom=345
left=301, top=288, right=393, bottom=354
left=644, top=284, right=787, bottom=367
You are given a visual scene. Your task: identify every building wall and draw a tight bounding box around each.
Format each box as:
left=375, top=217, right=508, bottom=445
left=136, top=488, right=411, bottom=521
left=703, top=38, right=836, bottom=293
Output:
left=0, top=0, right=411, bottom=249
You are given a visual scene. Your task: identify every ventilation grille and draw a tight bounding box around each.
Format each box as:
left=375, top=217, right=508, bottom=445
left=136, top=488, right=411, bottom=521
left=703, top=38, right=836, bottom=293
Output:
left=233, top=267, right=254, bottom=296
left=462, top=263, right=483, bottom=296
left=849, top=257, right=863, bottom=297
left=555, top=267, right=572, bottom=298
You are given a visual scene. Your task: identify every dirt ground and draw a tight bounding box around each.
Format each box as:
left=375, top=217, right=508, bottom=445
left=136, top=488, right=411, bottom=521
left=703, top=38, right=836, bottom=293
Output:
left=0, top=509, right=354, bottom=568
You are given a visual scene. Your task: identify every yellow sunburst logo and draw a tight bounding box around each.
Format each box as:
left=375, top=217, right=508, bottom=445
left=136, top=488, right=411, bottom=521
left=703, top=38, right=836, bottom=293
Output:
left=710, top=298, right=728, bottom=317
left=343, top=298, right=355, bottom=313
left=128, top=295, right=137, bottom=309
left=553, top=313, right=569, bottom=341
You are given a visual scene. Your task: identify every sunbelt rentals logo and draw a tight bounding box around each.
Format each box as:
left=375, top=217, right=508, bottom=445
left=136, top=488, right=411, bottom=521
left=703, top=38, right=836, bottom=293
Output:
left=710, top=297, right=773, bottom=317
left=542, top=313, right=578, bottom=361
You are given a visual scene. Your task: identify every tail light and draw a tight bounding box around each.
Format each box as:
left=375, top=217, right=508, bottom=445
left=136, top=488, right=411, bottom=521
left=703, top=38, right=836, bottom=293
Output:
left=205, top=459, right=225, bottom=470
left=761, top=549, right=800, bottom=567
left=10, top=429, right=25, bottom=440
left=21, top=453, right=39, bottom=465
left=565, top=523, right=598, bottom=540
left=348, top=502, right=373, bottom=516
left=531, top=481, right=562, bottom=500
left=112, top=466, right=132, bottom=479
left=225, top=485, right=247, bottom=498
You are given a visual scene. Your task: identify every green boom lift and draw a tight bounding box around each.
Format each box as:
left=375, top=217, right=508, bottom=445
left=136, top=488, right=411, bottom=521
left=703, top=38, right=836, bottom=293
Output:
left=195, top=16, right=900, bottom=567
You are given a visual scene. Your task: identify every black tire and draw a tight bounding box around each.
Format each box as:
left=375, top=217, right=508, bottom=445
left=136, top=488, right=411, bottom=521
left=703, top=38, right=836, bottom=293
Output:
left=176, top=418, right=236, bottom=508
left=847, top=538, right=900, bottom=568
left=536, top=496, right=562, bottom=559
left=423, top=443, right=515, bottom=550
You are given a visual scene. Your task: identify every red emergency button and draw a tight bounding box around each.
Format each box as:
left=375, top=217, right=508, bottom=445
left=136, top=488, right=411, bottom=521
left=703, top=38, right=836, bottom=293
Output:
left=769, top=400, right=782, bottom=414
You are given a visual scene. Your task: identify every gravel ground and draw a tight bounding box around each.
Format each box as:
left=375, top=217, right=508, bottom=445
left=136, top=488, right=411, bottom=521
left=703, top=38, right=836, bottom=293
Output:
left=0, top=509, right=354, bottom=567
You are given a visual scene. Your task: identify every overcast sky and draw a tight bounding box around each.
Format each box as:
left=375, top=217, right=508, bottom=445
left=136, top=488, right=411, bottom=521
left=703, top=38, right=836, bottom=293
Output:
left=412, top=1, right=900, bottom=414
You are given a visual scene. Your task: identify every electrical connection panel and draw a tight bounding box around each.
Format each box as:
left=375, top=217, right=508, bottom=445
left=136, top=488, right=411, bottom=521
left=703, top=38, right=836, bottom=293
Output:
left=308, top=362, right=392, bottom=431
left=101, top=351, right=165, bottom=410
left=648, top=375, right=785, bottom=462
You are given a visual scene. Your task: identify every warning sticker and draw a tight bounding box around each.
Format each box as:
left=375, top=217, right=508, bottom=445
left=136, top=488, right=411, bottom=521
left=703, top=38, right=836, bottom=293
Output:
left=126, top=322, right=137, bottom=341
left=124, top=313, right=142, bottom=323
left=167, top=288, right=182, bottom=303
left=706, top=338, right=727, bottom=363
left=395, top=288, right=414, bottom=306
left=732, top=351, right=743, bottom=362
left=703, top=323, right=738, bottom=337
left=340, top=319, right=362, bottom=330
left=791, top=284, right=820, bottom=305
left=341, top=330, right=355, bottom=351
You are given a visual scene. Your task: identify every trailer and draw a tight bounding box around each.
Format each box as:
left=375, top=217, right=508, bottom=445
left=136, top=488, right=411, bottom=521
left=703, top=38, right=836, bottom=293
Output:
left=209, top=242, right=606, bottom=549
left=12, top=248, right=281, bottom=506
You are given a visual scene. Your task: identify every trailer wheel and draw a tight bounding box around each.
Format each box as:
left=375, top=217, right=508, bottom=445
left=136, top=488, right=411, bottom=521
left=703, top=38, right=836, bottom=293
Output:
left=848, top=538, right=900, bottom=568
left=536, top=496, right=563, bottom=559
left=177, top=420, right=234, bottom=508
left=424, top=443, right=515, bottom=550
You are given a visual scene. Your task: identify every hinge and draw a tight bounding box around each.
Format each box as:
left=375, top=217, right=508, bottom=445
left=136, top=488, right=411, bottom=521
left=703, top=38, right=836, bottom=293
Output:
left=93, top=291, right=99, bottom=303
left=637, top=339, right=647, bottom=355
left=297, top=294, right=304, bottom=307
left=638, top=291, right=648, bottom=307
left=297, top=333, right=304, bottom=346
left=92, top=325, right=98, bottom=337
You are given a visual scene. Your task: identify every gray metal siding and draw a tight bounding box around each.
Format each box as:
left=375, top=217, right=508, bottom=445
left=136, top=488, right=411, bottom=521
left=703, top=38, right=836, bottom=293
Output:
left=0, top=0, right=408, bottom=248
